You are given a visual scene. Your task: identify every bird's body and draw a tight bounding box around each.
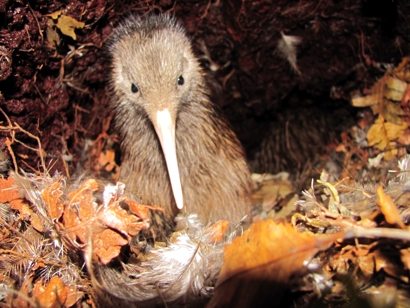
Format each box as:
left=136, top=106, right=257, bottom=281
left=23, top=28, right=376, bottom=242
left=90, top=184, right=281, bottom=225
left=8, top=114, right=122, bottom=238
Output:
left=108, top=15, right=251, bottom=238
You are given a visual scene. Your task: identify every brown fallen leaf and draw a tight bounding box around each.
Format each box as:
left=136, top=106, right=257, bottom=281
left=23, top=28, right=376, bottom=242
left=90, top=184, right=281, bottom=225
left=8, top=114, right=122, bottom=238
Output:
left=207, top=220, right=343, bottom=308
left=376, top=186, right=406, bottom=229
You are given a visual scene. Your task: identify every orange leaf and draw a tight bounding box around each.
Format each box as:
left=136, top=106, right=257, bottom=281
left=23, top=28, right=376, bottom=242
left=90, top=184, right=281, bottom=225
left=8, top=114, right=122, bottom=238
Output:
left=0, top=177, right=21, bottom=203
left=30, top=212, right=44, bottom=232
left=41, top=178, right=65, bottom=220
left=401, top=83, right=410, bottom=105
left=126, top=197, right=150, bottom=220
left=376, top=186, right=406, bottom=229
left=65, top=287, right=83, bottom=307
left=208, top=220, right=343, bottom=308
left=33, top=276, right=67, bottom=308
left=63, top=180, right=150, bottom=263
left=64, top=179, right=99, bottom=244
left=12, top=276, right=32, bottom=308
left=93, top=229, right=127, bottom=264
left=203, top=220, right=229, bottom=243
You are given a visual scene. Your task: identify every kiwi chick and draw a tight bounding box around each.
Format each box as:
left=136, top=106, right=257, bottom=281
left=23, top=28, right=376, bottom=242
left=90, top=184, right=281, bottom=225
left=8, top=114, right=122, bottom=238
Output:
left=108, top=14, right=252, bottom=239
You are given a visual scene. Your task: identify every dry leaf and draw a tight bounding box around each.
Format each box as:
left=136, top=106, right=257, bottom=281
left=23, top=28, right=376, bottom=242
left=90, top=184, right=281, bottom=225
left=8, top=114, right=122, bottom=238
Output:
left=30, top=212, right=44, bottom=232
left=352, top=93, right=381, bottom=107
left=367, top=115, right=407, bottom=150
left=376, top=186, right=406, bottom=229
left=397, top=129, right=410, bottom=145
left=331, top=244, right=408, bottom=283
left=65, top=287, right=83, bottom=307
left=385, top=75, right=407, bottom=95
left=46, top=10, right=62, bottom=19
left=12, top=276, right=32, bottom=308
left=126, top=197, right=150, bottom=218
left=32, top=276, right=67, bottom=308
left=208, top=220, right=343, bottom=308
left=400, top=249, right=410, bottom=272
left=46, top=19, right=60, bottom=47
left=384, top=141, right=399, bottom=161
left=382, top=101, right=405, bottom=125
left=64, top=179, right=99, bottom=245
left=93, top=229, right=128, bottom=265
left=55, top=15, right=85, bottom=40
left=251, top=172, right=296, bottom=218
left=0, top=177, right=41, bottom=225
left=400, top=83, right=410, bottom=105
left=99, top=150, right=117, bottom=172
left=0, top=177, right=20, bottom=203
left=41, top=178, right=64, bottom=220
left=202, top=220, right=229, bottom=243
left=63, top=180, right=150, bottom=263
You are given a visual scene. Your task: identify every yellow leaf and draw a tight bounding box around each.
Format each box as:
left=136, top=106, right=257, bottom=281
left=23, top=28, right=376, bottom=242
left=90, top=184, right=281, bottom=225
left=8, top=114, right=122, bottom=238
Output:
left=382, top=101, right=405, bottom=125
left=56, top=15, right=85, bottom=40
left=46, top=10, right=62, bottom=19
left=367, top=116, right=407, bottom=150
left=367, top=116, right=388, bottom=149
left=385, top=120, right=407, bottom=140
left=384, top=88, right=405, bottom=101
left=351, top=93, right=381, bottom=107
left=46, top=19, right=60, bottom=47
left=385, top=75, right=407, bottom=93
left=376, top=186, right=406, bottom=229
left=384, top=142, right=398, bottom=161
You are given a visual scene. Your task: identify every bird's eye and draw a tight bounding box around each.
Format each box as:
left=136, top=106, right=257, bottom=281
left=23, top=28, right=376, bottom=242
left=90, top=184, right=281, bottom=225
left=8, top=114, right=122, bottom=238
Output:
left=177, top=76, right=184, bottom=86
left=131, top=83, right=139, bottom=93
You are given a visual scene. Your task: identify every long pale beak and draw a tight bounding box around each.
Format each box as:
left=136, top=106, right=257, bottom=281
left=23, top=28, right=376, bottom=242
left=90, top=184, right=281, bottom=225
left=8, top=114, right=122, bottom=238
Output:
left=154, top=109, right=184, bottom=210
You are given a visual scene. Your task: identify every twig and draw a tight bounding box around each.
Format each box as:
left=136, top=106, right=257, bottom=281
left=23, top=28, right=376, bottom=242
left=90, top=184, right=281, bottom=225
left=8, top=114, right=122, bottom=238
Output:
left=5, top=138, right=18, bottom=173
left=27, top=3, right=44, bottom=43
left=344, top=226, right=410, bottom=242
left=0, top=108, right=47, bottom=175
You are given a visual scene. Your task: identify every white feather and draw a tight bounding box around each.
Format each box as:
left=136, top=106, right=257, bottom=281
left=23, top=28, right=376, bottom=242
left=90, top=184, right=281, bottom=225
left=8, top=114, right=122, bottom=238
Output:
left=277, top=32, right=302, bottom=75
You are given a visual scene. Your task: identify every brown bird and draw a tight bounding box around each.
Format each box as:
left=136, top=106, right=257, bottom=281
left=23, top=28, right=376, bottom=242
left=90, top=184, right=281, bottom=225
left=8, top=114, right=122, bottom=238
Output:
left=107, top=14, right=251, bottom=238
